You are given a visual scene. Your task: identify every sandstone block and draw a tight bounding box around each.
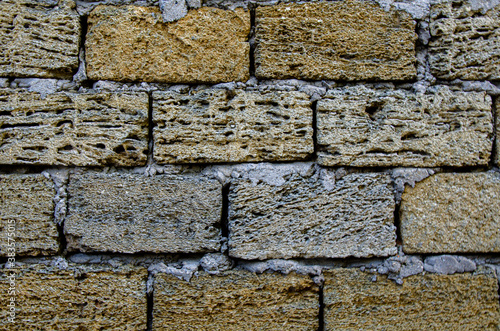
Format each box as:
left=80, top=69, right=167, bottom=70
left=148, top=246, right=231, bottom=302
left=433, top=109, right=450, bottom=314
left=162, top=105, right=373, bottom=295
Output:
left=0, top=0, right=80, bottom=78
left=317, top=86, right=493, bottom=167
left=86, top=6, right=250, bottom=83
left=153, top=270, right=318, bottom=330
left=65, top=173, right=222, bottom=253
left=153, top=89, right=313, bottom=163
left=429, top=0, right=500, bottom=80
left=0, top=174, right=58, bottom=256
left=255, top=1, right=416, bottom=81
left=228, top=164, right=396, bottom=259
left=0, top=89, right=148, bottom=166
left=401, top=172, right=500, bottom=254
left=0, top=263, right=147, bottom=330
left=324, top=268, right=500, bottom=330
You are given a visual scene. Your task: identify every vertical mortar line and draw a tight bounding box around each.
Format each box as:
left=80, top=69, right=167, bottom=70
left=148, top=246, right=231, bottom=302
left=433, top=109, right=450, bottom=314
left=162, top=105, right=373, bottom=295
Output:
left=146, top=271, right=154, bottom=331
left=249, top=4, right=256, bottom=77
left=147, top=92, right=155, bottom=162
left=318, top=285, right=324, bottom=331
left=311, top=100, right=318, bottom=158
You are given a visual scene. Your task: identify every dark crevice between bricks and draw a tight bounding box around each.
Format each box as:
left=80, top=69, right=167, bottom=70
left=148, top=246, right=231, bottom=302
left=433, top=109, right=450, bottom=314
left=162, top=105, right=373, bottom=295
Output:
left=147, top=92, right=155, bottom=161
left=311, top=100, right=318, bottom=161
left=146, top=272, right=154, bottom=331
left=248, top=4, right=256, bottom=77
left=318, top=285, right=325, bottom=331
left=78, top=14, right=92, bottom=88
left=491, top=96, right=497, bottom=168
left=57, top=223, right=68, bottom=257
left=394, top=201, right=402, bottom=247
left=221, top=183, right=230, bottom=240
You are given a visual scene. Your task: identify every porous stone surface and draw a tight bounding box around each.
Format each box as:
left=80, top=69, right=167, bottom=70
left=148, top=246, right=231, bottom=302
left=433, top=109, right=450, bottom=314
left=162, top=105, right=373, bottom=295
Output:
left=429, top=0, right=500, bottom=80
left=153, top=270, right=319, bottom=330
left=254, top=1, right=416, bottom=81
left=317, top=86, right=493, bottom=167
left=0, top=174, right=58, bottom=256
left=0, top=89, right=148, bottom=166
left=324, top=268, right=500, bottom=330
left=0, top=262, right=147, bottom=330
left=228, top=164, right=396, bottom=259
left=0, top=0, right=80, bottom=78
left=153, top=89, right=313, bottom=163
left=65, top=173, right=222, bottom=253
left=401, top=172, right=500, bottom=254
left=86, top=6, right=250, bottom=83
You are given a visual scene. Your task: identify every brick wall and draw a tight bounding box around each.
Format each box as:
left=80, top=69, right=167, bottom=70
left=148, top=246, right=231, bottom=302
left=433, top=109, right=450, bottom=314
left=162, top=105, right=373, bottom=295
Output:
left=0, top=0, right=499, bottom=329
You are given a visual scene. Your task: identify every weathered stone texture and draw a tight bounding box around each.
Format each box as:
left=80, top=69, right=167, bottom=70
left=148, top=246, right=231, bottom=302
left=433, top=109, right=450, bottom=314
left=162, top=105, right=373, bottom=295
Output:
left=65, top=173, right=222, bottom=253
left=86, top=6, right=250, bottom=83
left=0, top=263, right=147, bottom=330
left=0, top=0, right=80, bottom=78
left=153, top=89, right=313, bottom=163
left=153, top=270, right=318, bottom=330
left=401, top=172, right=500, bottom=254
left=0, top=174, right=58, bottom=256
left=255, top=1, right=416, bottom=81
left=324, top=268, right=500, bottom=330
left=0, top=89, right=148, bottom=166
left=228, top=165, right=396, bottom=259
left=429, top=0, right=500, bottom=80
left=317, top=86, right=493, bottom=167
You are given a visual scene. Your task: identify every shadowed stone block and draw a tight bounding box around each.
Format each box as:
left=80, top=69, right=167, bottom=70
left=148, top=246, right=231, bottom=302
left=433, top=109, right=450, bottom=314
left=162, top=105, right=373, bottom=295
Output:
left=65, top=173, right=222, bottom=254
left=228, top=164, right=396, bottom=259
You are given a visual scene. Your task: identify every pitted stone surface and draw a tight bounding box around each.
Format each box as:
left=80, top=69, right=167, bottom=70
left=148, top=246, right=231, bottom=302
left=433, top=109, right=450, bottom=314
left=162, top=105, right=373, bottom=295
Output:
left=0, top=89, right=148, bottom=166
left=401, top=172, right=500, bottom=254
left=153, top=270, right=319, bottom=330
left=86, top=6, right=250, bottom=83
left=0, top=263, right=147, bottom=330
left=228, top=166, right=396, bottom=259
left=65, top=173, right=222, bottom=253
left=0, top=0, right=80, bottom=78
left=429, top=0, right=500, bottom=80
left=153, top=89, right=313, bottom=163
left=317, top=86, right=492, bottom=167
left=255, top=1, right=416, bottom=81
left=324, top=268, right=500, bottom=330
left=0, top=174, right=58, bottom=256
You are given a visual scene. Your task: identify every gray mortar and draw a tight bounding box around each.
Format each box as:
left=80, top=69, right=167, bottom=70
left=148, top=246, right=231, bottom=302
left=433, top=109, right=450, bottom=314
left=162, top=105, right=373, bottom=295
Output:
left=42, top=169, right=70, bottom=226
left=73, top=49, right=87, bottom=85
left=424, top=255, right=476, bottom=275
left=10, top=78, right=77, bottom=98
left=391, top=168, right=435, bottom=204
left=0, top=78, right=9, bottom=88
left=148, top=259, right=200, bottom=281
left=200, top=253, right=234, bottom=274
left=159, top=0, right=188, bottom=22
